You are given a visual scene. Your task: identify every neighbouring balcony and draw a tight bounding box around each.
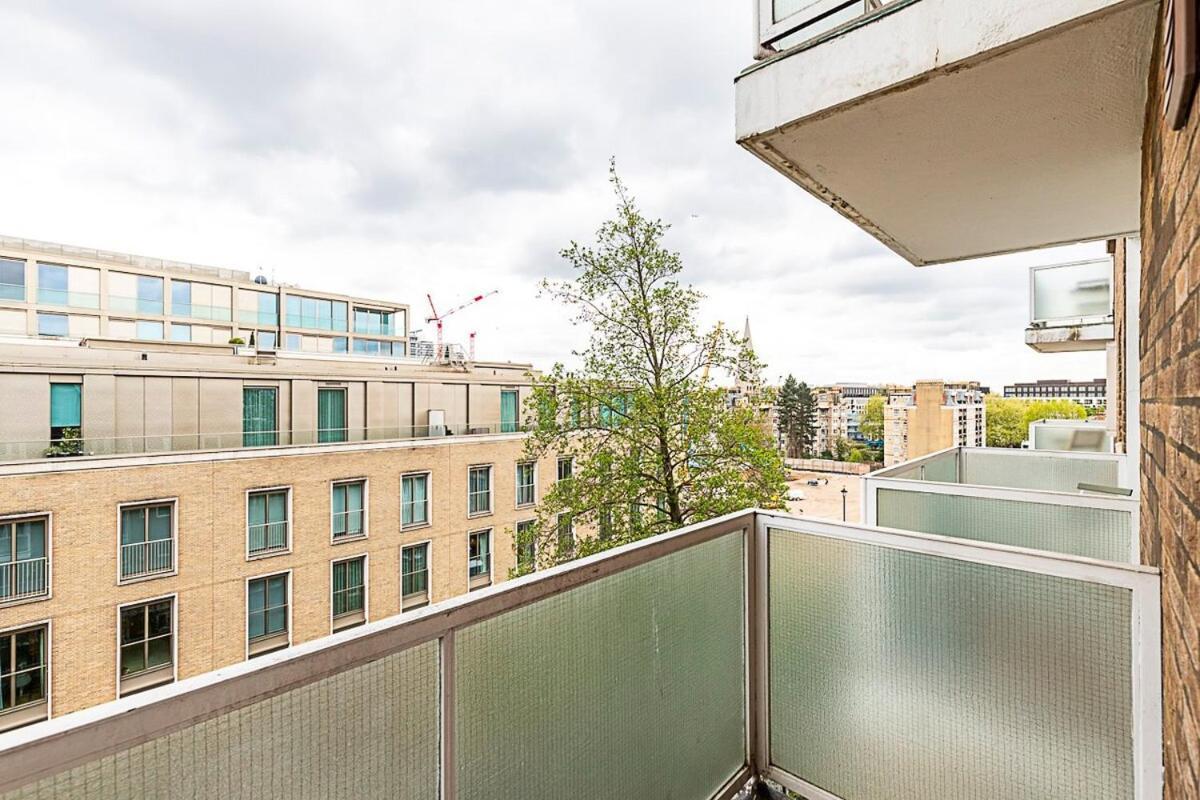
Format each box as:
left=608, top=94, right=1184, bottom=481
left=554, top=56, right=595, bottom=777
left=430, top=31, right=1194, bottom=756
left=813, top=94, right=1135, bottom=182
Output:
left=865, top=446, right=1137, bottom=563
left=736, top=0, right=1158, bottom=264
left=0, top=558, right=49, bottom=604
left=1026, top=258, right=1115, bottom=352
left=119, top=539, right=174, bottom=581
left=0, top=509, right=1161, bottom=800
left=1029, top=418, right=1115, bottom=453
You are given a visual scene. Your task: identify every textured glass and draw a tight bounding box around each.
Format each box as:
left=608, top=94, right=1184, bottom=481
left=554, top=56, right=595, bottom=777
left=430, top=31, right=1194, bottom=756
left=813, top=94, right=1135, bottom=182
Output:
left=1032, top=423, right=1113, bottom=453
left=2, top=641, right=440, bottom=800
left=768, top=529, right=1134, bottom=800
left=1032, top=260, right=1112, bottom=323
left=875, top=488, right=1133, bottom=562
left=962, top=450, right=1120, bottom=492
left=455, top=533, right=746, bottom=800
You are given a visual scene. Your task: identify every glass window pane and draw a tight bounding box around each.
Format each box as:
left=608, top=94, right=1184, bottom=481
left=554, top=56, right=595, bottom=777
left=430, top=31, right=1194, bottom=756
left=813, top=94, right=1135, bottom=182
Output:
left=247, top=610, right=265, bottom=640
left=136, top=320, right=164, bottom=340
left=49, top=383, right=82, bottom=428
left=120, top=508, right=146, bottom=545
left=13, top=666, right=44, bottom=706
left=267, top=492, right=287, bottom=523
left=13, top=630, right=43, bottom=671
left=248, top=578, right=266, bottom=612
left=148, top=506, right=172, bottom=540
left=148, top=601, right=172, bottom=637
left=120, top=606, right=145, bottom=644
left=37, top=313, right=68, bottom=337
left=0, top=257, right=24, bottom=301
left=120, top=642, right=145, bottom=676
left=170, top=323, right=192, bottom=342
left=146, top=636, right=172, bottom=669
left=267, top=575, right=286, bottom=606
left=266, top=607, right=286, bottom=634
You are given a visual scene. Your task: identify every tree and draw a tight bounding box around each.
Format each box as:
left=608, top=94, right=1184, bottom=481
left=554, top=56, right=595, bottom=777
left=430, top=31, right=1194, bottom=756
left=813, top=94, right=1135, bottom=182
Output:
left=519, top=164, right=788, bottom=569
left=986, top=394, right=1090, bottom=448
left=832, top=437, right=852, bottom=462
left=859, top=394, right=885, bottom=443
left=776, top=375, right=816, bottom=458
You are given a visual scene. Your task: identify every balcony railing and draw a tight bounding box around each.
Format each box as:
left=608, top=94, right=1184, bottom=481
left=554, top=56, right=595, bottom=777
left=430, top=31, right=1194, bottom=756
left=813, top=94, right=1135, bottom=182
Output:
left=1030, top=258, right=1114, bottom=327
left=756, top=0, right=902, bottom=52
left=1029, top=419, right=1115, bottom=453
left=865, top=447, right=1138, bottom=563
left=120, top=539, right=174, bottom=580
left=0, top=423, right=530, bottom=463
left=247, top=521, right=289, bottom=556
left=0, top=510, right=1162, bottom=800
left=0, top=558, right=48, bottom=603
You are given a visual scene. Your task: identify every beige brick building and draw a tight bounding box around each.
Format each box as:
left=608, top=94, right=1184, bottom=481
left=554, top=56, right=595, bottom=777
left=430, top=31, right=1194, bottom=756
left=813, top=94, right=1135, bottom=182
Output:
left=882, top=381, right=986, bottom=467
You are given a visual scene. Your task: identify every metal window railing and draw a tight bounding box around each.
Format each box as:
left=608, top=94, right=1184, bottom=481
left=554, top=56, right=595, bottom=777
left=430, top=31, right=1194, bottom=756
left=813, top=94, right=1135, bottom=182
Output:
left=0, top=510, right=1162, bottom=800
left=119, top=540, right=174, bottom=580
left=756, top=0, right=902, bottom=54
left=247, top=521, right=289, bottom=555
left=0, top=558, right=49, bottom=603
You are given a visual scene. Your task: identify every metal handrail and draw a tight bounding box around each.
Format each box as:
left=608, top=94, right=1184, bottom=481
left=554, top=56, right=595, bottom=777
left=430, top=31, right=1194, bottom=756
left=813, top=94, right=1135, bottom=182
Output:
left=0, top=557, right=49, bottom=602
left=120, top=539, right=174, bottom=579
left=247, top=521, right=289, bottom=554
left=756, top=0, right=901, bottom=53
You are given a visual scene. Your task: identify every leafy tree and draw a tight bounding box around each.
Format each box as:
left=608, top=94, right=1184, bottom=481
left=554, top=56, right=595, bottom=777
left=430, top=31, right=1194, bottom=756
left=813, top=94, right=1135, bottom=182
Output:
left=776, top=375, right=816, bottom=458
left=859, top=394, right=885, bottom=443
left=832, top=437, right=852, bottom=462
left=1025, top=399, right=1088, bottom=424
left=519, top=164, right=788, bottom=569
left=986, top=394, right=1090, bottom=448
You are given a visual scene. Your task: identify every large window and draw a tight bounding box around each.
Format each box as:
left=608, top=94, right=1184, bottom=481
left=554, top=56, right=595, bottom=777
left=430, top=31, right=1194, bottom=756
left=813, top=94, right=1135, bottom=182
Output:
left=135, top=320, right=164, bottom=340
left=0, top=517, right=48, bottom=603
left=238, top=289, right=278, bottom=327
left=285, top=295, right=347, bottom=332
left=36, top=312, right=68, bottom=337
left=557, top=457, right=573, bottom=482
left=401, top=472, right=430, bottom=529
left=467, top=529, right=491, bottom=588
left=468, top=465, right=492, bottom=517
left=118, top=598, right=173, bottom=695
left=0, top=258, right=24, bottom=301
left=500, top=389, right=520, bottom=433
left=247, top=573, right=289, bottom=657
left=242, top=387, right=278, bottom=447
left=247, top=488, right=289, bottom=557
left=331, top=480, right=366, bottom=540
left=119, top=502, right=174, bottom=581
left=331, top=556, right=366, bottom=631
left=49, top=382, right=82, bottom=445
left=109, top=273, right=164, bottom=314
left=351, top=338, right=403, bottom=358
left=401, top=542, right=430, bottom=609
left=515, top=462, right=536, bottom=508
left=0, top=625, right=48, bottom=731
left=37, top=263, right=98, bottom=309
left=317, top=387, right=347, bottom=443
left=515, top=519, right=536, bottom=573
left=171, top=280, right=232, bottom=321
left=353, top=307, right=394, bottom=336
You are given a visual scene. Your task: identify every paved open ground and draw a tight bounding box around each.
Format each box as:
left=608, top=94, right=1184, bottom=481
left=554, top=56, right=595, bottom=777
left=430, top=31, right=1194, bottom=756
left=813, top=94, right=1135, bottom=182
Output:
left=785, top=470, right=863, bottom=523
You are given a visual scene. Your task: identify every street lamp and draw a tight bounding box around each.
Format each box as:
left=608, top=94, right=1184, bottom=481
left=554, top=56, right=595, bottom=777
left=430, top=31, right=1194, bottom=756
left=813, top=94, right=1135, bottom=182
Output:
left=840, top=486, right=848, bottom=522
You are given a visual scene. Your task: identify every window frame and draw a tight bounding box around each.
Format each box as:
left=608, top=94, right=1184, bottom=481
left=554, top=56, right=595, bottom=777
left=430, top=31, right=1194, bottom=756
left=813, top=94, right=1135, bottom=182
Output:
left=329, top=554, right=368, bottom=633
left=515, top=519, right=537, bottom=573
left=330, top=478, right=369, bottom=543
left=401, top=471, right=433, bottom=530
left=557, top=456, right=573, bottom=483
left=115, top=498, right=178, bottom=584
left=0, top=619, right=51, bottom=733
left=467, top=464, right=494, bottom=518
left=115, top=594, right=177, bottom=697
left=400, top=540, right=433, bottom=610
left=467, top=528, right=492, bottom=590
left=514, top=461, right=538, bottom=509
left=245, top=486, right=292, bottom=560
left=317, top=386, right=349, bottom=443
left=0, top=511, right=53, bottom=607
left=245, top=569, right=292, bottom=660
left=242, top=385, right=279, bottom=447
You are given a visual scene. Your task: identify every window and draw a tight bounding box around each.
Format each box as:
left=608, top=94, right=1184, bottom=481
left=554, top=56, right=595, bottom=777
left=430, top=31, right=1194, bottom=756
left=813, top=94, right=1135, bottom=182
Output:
left=242, top=387, right=278, bottom=447
left=173, top=281, right=232, bottom=321
left=401, top=542, right=430, bottom=609
left=515, top=462, right=536, bottom=507
left=500, top=389, right=519, bottom=433
left=247, top=573, right=289, bottom=657
left=332, top=480, right=366, bottom=540
left=331, top=556, right=366, bottom=631
left=352, top=338, right=402, bottom=358
left=402, top=473, right=430, bottom=529
left=0, top=517, right=48, bottom=603
left=598, top=507, right=613, bottom=541
left=135, top=320, right=164, bottom=340
left=35, top=264, right=67, bottom=306
left=285, top=295, right=347, bottom=332
left=515, top=520, right=536, bottom=573
left=170, top=323, right=192, bottom=342
left=0, top=625, right=48, bottom=731
left=556, top=513, right=574, bottom=555
left=36, top=312, right=68, bottom=337
left=468, top=529, right=491, bottom=588
left=49, top=382, right=82, bottom=445
left=37, top=263, right=98, bottom=308
left=468, top=465, right=492, bottom=516
left=247, top=488, right=289, bottom=557
left=0, top=257, right=24, bottom=301
left=318, top=387, right=347, bottom=443
left=170, top=281, right=191, bottom=317
left=353, top=307, right=394, bottom=336
left=119, top=502, right=174, bottom=581
left=557, top=457, right=573, bottom=482
left=137, top=275, right=164, bottom=314
left=284, top=333, right=302, bottom=351
left=238, top=289, right=278, bottom=327
left=118, top=598, right=173, bottom=695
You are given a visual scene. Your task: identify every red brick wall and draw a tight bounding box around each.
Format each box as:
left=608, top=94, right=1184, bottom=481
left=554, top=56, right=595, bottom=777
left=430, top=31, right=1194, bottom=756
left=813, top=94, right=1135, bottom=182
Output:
left=1141, top=6, right=1200, bottom=796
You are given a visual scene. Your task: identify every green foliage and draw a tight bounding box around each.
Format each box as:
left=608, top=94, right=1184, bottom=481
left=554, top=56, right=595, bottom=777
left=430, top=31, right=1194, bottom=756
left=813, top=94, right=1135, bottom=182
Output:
left=985, top=394, right=1090, bottom=448
left=520, top=163, right=788, bottom=568
left=777, top=375, right=817, bottom=458
left=832, top=437, right=852, bottom=462
left=859, top=394, right=885, bottom=442
left=43, top=426, right=83, bottom=457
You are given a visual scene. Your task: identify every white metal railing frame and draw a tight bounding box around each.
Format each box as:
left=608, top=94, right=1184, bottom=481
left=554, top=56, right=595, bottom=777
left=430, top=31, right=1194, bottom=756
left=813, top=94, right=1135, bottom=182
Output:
left=118, top=538, right=175, bottom=581
left=1028, top=418, right=1116, bottom=453
left=870, top=445, right=1134, bottom=491
left=246, top=520, right=289, bottom=556
left=0, top=509, right=1162, bottom=800
left=0, top=557, right=50, bottom=603
left=1029, top=257, right=1115, bottom=328
left=754, top=0, right=910, bottom=54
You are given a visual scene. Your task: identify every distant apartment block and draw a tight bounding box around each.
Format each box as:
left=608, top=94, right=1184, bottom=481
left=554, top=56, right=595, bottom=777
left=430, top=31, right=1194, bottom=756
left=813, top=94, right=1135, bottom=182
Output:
left=883, top=380, right=986, bottom=467
left=1004, top=378, right=1107, bottom=409
left=813, top=383, right=888, bottom=454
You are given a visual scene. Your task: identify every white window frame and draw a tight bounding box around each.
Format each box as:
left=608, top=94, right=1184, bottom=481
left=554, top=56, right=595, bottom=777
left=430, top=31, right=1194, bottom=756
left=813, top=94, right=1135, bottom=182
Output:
left=467, top=464, right=493, bottom=519
left=557, top=456, right=573, bottom=483
left=244, top=569, right=293, bottom=660
left=0, top=618, right=52, bottom=732
left=329, top=553, right=369, bottom=633
left=467, top=528, right=492, bottom=589
left=0, top=511, right=53, bottom=608
left=329, top=478, right=369, bottom=543
left=115, top=593, right=178, bottom=697
left=515, top=461, right=538, bottom=509
left=245, top=486, right=292, bottom=560
left=401, top=471, right=433, bottom=531
left=400, top=539, right=433, bottom=610
left=115, top=498, right=178, bottom=584
left=515, top=518, right=537, bottom=572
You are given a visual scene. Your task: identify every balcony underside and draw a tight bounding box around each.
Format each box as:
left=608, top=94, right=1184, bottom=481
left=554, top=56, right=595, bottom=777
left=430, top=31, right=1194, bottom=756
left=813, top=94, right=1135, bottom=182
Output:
left=736, top=0, right=1158, bottom=265
left=1026, top=320, right=1115, bottom=352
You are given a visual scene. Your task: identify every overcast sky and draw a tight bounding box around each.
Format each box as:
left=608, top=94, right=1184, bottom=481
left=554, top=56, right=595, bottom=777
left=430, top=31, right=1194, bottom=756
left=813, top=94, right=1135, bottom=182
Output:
left=0, top=1, right=1106, bottom=390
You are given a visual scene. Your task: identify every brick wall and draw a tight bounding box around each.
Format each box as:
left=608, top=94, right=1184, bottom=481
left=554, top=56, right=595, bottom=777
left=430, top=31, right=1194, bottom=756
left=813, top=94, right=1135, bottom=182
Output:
left=1141, top=6, right=1200, bottom=796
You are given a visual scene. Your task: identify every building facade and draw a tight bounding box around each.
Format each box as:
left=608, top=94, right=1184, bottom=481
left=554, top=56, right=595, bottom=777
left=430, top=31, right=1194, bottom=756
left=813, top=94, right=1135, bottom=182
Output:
left=812, top=383, right=888, bottom=454
left=882, top=380, right=986, bottom=467
left=1003, top=378, right=1108, bottom=408
left=0, top=238, right=549, bottom=728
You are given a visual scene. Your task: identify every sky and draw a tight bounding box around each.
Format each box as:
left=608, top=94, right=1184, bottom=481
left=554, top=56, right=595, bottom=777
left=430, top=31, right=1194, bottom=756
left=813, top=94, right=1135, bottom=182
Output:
left=0, top=0, right=1107, bottom=391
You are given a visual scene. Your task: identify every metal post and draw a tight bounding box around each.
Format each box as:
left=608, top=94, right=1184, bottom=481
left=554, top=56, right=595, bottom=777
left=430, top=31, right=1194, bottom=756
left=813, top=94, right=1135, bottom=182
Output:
left=840, top=487, right=848, bottom=521
left=746, top=516, right=770, bottom=778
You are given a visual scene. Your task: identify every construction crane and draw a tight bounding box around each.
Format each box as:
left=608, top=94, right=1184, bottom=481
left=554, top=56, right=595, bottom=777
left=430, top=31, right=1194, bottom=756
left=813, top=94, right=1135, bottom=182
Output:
left=426, top=290, right=499, bottom=363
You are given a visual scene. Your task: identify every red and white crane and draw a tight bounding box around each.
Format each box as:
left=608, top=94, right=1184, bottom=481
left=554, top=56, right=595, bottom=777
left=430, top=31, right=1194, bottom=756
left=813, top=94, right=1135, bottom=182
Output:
left=425, top=290, right=498, bottom=362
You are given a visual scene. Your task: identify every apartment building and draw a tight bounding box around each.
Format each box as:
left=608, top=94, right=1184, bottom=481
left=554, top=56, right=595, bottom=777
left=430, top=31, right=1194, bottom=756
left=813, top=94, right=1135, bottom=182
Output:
left=810, top=383, right=891, bottom=454
left=881, top=380, right=986, bottom=467
left=0, top=237, right=549, bottom=727
left=1004, top=377, right=1108, bottom=408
